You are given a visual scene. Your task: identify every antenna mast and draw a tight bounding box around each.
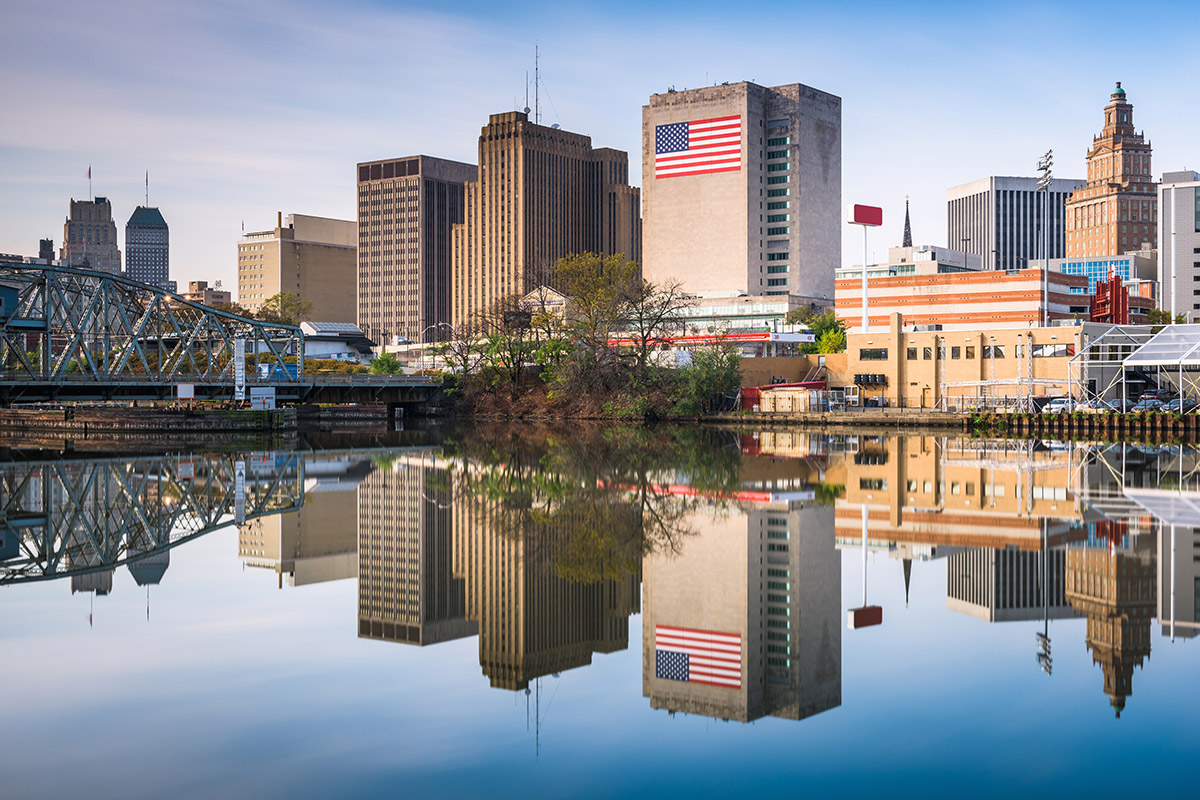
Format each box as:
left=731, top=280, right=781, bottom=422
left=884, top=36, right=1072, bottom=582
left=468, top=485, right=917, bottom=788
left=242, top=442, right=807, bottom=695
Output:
left=535, top=44, right=540, bottom=125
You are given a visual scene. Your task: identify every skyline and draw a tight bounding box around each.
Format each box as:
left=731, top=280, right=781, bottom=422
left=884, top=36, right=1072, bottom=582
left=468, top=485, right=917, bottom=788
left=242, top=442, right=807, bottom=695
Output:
left=3, top=0, right=1200, bottom=294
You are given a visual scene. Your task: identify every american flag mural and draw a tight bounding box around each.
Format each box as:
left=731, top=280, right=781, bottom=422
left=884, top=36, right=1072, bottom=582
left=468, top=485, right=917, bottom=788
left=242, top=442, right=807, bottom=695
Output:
left=654, top=625, right=742, bottom=688
left=654, top=115, right=743, bottom=179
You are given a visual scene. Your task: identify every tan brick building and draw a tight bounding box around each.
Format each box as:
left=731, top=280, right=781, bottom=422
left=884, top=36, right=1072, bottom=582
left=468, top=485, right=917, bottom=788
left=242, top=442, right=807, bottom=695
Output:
left=1065, top=83, right=1157, bottom=259
left=237, top=212, right=357, bottom=322
left=451, top=111, right=640, bottom=328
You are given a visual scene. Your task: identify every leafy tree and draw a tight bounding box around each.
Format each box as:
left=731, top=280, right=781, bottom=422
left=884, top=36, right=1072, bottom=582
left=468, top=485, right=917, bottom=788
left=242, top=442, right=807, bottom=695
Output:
left=256, top=293, right=313, bottom=326
left=369, top=351, right=403, bottom=374
left=476, top=295, right=540, bottom=399
left=1147, top=309, right=1185, bottom=325
left=212, top=301, right=252, bottom=318
left=816, top=326, right=846, bottom=354
left=677, top=341, right=742, bottom=414
left=553, top=252, right=638, bottom=386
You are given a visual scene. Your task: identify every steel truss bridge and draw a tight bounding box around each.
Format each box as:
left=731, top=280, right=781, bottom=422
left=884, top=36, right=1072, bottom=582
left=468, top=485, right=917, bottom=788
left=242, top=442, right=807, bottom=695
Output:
left=0, top=452, right=305, bottom=585
left=0, top=260, right=440, bottom=407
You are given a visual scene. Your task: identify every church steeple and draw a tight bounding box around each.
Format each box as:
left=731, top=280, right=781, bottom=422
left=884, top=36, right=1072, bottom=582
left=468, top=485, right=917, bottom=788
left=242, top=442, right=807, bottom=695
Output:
left=901, top=197, right=912, bottom=248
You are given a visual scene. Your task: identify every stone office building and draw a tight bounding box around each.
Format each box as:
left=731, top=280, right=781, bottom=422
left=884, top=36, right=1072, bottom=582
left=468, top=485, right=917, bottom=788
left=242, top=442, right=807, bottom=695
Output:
left=642, top=81, right=841, bottom=302
left=60, top=197, right=121, bottom=274
left=237, top=212, right=357, bottom=321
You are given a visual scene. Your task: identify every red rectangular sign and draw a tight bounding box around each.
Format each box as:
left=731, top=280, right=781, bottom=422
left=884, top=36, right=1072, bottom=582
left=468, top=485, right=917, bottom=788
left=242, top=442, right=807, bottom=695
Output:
left=849, top=204, right=883, bottom=227
left=847, top=605, right=883, bottom=629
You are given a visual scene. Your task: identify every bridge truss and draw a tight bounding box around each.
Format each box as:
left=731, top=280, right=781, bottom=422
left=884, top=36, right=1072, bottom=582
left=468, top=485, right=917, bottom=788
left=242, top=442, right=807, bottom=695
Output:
left=0, top=452, right=305, bottom=585
left=0, top=260, right=302, bottom=397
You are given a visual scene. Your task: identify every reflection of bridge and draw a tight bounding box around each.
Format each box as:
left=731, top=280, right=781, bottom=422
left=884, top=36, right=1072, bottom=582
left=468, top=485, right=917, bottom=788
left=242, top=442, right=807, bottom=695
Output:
left=0, top=260, right=440, bottom=408
left=0, top=452, right=305, bottom=585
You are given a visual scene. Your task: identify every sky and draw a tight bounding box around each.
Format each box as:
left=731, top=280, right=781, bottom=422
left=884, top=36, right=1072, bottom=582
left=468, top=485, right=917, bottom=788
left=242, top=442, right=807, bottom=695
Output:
left=2, top=0, right=1199, bottom=294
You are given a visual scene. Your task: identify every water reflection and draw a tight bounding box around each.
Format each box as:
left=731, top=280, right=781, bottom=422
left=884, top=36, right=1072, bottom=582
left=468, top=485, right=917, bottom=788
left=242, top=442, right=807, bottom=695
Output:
left=3, top=428, right=1200, bottom=728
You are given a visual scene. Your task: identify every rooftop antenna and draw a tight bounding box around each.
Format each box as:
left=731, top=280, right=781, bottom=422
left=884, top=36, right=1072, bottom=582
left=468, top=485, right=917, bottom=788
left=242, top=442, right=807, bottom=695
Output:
left=535, top=43, right=540, bottom=125
left=145, top=170, right=149, bottom=206
left=525, top=71, right=530, bottom=116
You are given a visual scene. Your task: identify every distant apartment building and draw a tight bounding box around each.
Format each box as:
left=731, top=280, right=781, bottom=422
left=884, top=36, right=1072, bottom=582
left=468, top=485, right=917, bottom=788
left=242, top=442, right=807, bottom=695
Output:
left=451, top=111, right=640, bottom=328
left=60, top=197, right=121, bottom=274
left=237, top=212, right=356, bottom=321
left=357, top=155, right=476, bottom=345
left=124, top=206, right=173, bottom=292
left=182, top=280, right=232, bottom=307
left=1065, top=83, right=1156, bottom=259
left=947, top=176, right=1083, bottom=270
left=1158, top=170, right=1200, bottom=320
left=642, top=81, right=841, bottom=301
left=834, top=245, right=1086, bottom=333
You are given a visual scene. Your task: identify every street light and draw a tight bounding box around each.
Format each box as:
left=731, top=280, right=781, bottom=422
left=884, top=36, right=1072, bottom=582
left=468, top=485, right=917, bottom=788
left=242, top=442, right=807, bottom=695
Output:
left=419, top=322, right=454, bottom=372
left=1037, top=150, right=1054, bottom=327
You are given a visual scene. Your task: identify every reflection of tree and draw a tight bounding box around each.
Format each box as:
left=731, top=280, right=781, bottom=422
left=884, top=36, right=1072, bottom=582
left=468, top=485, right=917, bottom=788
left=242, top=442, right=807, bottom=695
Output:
left=444, top=423, right=742, bottom=583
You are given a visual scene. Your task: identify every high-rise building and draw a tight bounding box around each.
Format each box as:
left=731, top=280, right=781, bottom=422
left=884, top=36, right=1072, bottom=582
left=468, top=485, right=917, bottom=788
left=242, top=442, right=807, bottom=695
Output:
left=60, top=197, right=121, bottom=274
left=181, top=280, right=231, bottom=307
left=642, top=81, right=841, bottom=301
left=38, top=239, right=54, bottom=263
left=237, top=212, right=357, bottom=321
left=357, top=156, right=476, bottom=345
left=124, top=206, right=173, bottom=292
left=1065, top=543, right=1156, bottom=717
left=450, top=111, right=640, bottom=328
left=357, top=456, right=475, bottom=647
left=1157, top=170, right=1200, bottom=321
left=947, top=548, right=1075, bottom=622
left=643, top=499, right=841, bottom=723
left=1065, top=83, right=1156, bottom=259
left=947, top=176, right=1084, bottom=270
left=453, top=485, right=639, bottom=690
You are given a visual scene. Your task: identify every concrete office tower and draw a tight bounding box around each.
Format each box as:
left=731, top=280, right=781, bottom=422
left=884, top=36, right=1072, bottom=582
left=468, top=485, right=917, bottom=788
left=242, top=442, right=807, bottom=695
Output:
left=643, top=500, right=840, bottom=723
left=238, top=212, right=357, bottom=321
left=947, top=176, right=1083, bottom=270
left=357, top=457, right=475, bottom=647
left=1157, top=170, right=1200, bottom=321
left=642, top=82, right=841, bottom=301
left=947, top=548, right=1075, bottom=622
left=1065, top=83, right=1156, bottom=259
left=451, top=111, right=641, bottom=328
left=60, top=197, right=121, bottom=274
left=124, top=206, right=173, bottom=292
left=356, top=156, right=476, bottom=345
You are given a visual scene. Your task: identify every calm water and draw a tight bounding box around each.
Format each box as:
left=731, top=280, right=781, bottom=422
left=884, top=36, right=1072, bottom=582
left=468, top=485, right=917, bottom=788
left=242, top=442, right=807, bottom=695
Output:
left=2, top=424, right=1198, bottom=798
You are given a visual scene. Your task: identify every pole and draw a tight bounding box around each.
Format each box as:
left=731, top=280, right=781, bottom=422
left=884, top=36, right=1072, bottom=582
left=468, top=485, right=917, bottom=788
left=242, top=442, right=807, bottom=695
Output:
left=861, top=224, right=869, bottom=331
left=1171, top=184, right=1177, bottom=322
left=1171, top=523, right=1176, bottom=642
left=861, top=504, right=869, bottom=608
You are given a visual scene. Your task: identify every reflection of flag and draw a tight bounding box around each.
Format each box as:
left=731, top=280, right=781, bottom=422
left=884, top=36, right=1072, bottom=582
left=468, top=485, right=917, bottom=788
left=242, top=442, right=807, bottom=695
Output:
left=654, top=115, right=742, bottom=179
left=654, top=625, right=742, bottom=688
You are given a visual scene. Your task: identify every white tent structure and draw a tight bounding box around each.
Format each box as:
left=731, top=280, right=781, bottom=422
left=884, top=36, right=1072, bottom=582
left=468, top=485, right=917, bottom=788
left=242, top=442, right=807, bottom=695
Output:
left=1121, top=324, right=1200, bottom=403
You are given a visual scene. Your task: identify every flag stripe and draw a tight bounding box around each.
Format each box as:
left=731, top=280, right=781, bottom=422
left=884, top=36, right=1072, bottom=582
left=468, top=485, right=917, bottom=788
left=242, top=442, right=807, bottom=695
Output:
left=654, top=624, right=742, bottom=689
left=655, top=115, right=742, bottom=179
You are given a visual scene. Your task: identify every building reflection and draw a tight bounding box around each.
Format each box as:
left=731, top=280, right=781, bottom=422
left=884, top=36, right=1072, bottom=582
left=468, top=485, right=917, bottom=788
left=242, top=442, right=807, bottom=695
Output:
left=453, top=483, right=640, bottom=691
left=357, top=455, right=475, bottom=647
left=1066, top=534, right=1156, bottom=717
left=239, top=457, right=369, bottom=588
left=642, top=456, right=841, bottom=723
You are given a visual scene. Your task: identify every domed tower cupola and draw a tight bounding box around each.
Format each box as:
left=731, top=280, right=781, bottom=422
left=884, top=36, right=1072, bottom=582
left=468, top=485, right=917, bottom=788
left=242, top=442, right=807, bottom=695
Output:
left=1103, top=82, right=1134, bottom=136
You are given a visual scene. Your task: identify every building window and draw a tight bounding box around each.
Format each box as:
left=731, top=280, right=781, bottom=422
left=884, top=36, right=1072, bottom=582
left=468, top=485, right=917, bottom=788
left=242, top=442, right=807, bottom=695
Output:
left=965, top=346, right=975, bottom=359
left=767, top=118, right=788, bottom=129
left=767, top=278, right=788, bottom=286
left=767, top=188, right=789, bottom=197
left=767, top=201, right=790, bottom=210
left=767, top=176, right=789, bottom=185
left=767, top=136, right=790, bottom=146
left=923, top=347, right=932, bottom=360
left=859, top=348, right=888, bottom=361
left=951, top=346, right=961, bottom=359
left=767, top=150, right=788, bottom=160
left=983, top=345, right=1006, bottom=358
left=767, top=265, right=789, bottom=274
left=767, top=227, right=790, bottom=235
left=860, top=478, right=887, bottom=490
left=767, top=252, right=789, bottom=261
left=767, top=163, right=789, bottom=172
left=906, top=347, right=917, bottom=360
left=767, top=214, right=790, bottom=223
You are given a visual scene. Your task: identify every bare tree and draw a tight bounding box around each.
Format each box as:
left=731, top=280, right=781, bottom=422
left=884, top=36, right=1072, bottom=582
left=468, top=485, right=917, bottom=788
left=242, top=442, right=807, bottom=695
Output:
left=620, top=277, right=689, bottom=379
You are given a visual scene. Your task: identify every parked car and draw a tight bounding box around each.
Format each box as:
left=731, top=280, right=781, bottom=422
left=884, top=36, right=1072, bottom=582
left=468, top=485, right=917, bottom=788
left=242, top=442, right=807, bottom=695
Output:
left=1163, top=398, right=1199, bottom=414
left=1042, top=397, right=1073, bottom=413
left=1077, top=399, right=1113, bottom=413
left=1131, top=398, right=1164, bottom=413
left=1105, top=398, right=1134, bottom=413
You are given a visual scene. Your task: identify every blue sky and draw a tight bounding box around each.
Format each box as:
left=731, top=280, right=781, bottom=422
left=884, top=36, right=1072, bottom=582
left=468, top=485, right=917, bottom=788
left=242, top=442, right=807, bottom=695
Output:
left=2, top=0, right=1199, bottom=293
